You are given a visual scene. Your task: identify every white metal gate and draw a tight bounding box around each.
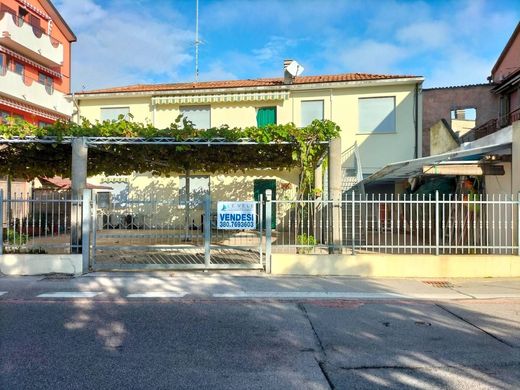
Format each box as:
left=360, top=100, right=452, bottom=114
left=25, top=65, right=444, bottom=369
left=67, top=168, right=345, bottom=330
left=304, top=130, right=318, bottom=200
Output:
left=90, top=195, right=264, bottom=270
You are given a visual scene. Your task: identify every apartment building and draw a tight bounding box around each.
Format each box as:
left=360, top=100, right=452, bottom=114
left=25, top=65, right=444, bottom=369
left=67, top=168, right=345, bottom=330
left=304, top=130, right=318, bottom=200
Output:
left=0, top=0, right=75, bottom=125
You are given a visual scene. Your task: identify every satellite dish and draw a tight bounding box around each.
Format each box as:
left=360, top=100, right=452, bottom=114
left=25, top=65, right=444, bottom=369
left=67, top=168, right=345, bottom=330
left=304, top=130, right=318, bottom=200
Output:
left=286, top=60, right=304, bottom=77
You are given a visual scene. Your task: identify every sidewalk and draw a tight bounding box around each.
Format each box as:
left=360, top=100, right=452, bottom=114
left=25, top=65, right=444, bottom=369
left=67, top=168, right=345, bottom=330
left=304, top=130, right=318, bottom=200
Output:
left=1, top=271, right=519, bottom=300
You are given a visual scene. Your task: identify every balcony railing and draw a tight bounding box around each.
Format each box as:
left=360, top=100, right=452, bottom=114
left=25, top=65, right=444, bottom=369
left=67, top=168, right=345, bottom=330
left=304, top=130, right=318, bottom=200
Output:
left=0, top=65, right=54, bottom=94
left=0, top=66, right=72, bottom=115
left=460, top=107, right=520, bottom=143
left=0, top=9, right=63, bottom=66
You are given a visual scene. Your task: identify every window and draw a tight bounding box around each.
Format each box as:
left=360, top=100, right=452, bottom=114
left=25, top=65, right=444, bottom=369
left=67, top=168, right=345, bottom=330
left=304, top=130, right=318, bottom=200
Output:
left=301, top=100, right=324, bottom=127
left=38, top=121, right=50, bottom=128
left=256, top=107, right=276, bottom=127
left=17, top=7, right=27, bottom=26
left=450, top=108, right=476, bottom=136
left=13, top=61, right=24, bottom=76
left=0, top=110, right=9, bottom=124
left=179, top=176, right=210, bottom=207
left=358, top=97, right=396, bottom=134
left=38, top=72, right=54, bottom=94
left=100, top=107, right=130, bottom=121
left=180, top=105, right=210, bottom=129
left=0, top=53, right=5, bottom=74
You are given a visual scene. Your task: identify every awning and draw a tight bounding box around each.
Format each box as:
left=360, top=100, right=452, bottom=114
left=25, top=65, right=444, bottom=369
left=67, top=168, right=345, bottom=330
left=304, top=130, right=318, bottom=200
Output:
left=361, top=142, right=512, bottom=184
left=38, top=176, right=113, bottom=190
left=0, top=45, right=62, bottom=78
left=152, top=91, right=290, bottom=105
left=0, top=95, right=69, bottom=121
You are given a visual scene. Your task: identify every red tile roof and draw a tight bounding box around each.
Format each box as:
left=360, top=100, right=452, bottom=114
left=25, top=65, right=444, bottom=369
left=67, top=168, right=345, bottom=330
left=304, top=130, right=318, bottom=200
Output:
left=39, top=176, right=113, bottom=190
left=77, top=73, right=421, bottom=95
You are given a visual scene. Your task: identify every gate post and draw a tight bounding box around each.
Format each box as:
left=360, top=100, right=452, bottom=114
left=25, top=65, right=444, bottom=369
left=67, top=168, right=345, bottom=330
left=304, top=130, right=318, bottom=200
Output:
left=81, top=189, right=91, bottom=273
left=265, top=190, right=272, bottom=274
left=71, top=137, right=88, bottom=254
left=0, top=189, right=3, bottom=255
left=204, top=194, right=211, bottom=268
left=328, top=137, right=342, bottom=254
left=435, top=190, right=440, bottom=256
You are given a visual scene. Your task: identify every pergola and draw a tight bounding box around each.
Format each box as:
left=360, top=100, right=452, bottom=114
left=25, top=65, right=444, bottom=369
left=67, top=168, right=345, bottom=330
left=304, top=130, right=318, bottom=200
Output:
left=0, top=136, right=344, bottom=266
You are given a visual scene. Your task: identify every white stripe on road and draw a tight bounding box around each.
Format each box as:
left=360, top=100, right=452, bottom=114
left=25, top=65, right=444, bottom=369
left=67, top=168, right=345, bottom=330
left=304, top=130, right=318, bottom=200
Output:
left=0, top=291, right=7, bottom=296
left=212, top=292, right=408, bottom=299
left=37, top=292, right=102, bottom=298
left=127, top=292, right=188, bottom=298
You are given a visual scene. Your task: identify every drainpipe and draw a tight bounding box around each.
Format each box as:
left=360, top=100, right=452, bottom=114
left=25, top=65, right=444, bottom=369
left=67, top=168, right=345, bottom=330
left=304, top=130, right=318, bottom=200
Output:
left=329, top=89, right=333, bottom=120
left=414, top=83, right=419, bottom=159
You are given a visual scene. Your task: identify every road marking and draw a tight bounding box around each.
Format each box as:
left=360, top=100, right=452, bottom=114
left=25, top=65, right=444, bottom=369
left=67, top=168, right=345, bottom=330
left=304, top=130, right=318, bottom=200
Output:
left=37, top=292, right=102, bottom=298
left=0, top=292, right=7, bottom=296
left=127, top=292, right=188, bottom=298
left=212, top=292, right=408, bottom=299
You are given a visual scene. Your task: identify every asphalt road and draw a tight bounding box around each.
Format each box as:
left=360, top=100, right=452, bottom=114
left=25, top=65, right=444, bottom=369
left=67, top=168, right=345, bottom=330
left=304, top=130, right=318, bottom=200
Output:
left=1, top=296, right=520, bottom=389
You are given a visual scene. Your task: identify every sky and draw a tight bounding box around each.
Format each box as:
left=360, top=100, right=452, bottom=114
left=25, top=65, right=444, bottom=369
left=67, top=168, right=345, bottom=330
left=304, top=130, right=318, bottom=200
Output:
left=53, top=0, right=520, bottom=92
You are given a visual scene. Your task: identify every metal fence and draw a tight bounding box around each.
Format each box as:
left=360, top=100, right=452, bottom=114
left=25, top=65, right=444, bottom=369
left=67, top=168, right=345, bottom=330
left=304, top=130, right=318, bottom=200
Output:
left=0, top=190, right=82, bottom=254
left=271, top=192, right=520, bottom=255
left=91, top=195, right=264, bottom=269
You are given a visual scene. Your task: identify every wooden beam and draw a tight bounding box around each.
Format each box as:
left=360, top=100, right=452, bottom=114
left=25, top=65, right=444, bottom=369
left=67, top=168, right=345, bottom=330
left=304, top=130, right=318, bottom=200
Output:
left=422, top=164, right=504, bottom=176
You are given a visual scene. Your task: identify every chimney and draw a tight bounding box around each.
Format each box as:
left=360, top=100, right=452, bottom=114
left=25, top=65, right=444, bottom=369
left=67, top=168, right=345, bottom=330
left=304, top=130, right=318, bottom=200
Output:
left=283, top=59, right=294, bottom=85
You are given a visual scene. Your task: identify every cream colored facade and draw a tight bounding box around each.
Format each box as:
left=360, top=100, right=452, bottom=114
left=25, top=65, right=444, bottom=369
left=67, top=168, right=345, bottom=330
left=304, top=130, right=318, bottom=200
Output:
left=76, top=76, right=423, bottom=200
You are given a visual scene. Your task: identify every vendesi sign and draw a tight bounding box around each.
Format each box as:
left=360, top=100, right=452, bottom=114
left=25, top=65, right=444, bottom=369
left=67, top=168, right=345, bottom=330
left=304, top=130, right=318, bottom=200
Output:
left=217, top=201, right=256, bottom=230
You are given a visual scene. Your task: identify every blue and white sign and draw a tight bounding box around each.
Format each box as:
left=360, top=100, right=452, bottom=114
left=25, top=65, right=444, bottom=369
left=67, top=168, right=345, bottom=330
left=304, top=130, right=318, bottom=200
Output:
left=217, top=201, right=256, bottom=230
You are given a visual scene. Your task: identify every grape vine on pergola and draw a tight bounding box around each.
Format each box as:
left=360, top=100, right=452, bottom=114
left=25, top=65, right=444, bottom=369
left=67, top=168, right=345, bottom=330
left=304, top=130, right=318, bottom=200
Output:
left=0, top=118, right=345, bottom=253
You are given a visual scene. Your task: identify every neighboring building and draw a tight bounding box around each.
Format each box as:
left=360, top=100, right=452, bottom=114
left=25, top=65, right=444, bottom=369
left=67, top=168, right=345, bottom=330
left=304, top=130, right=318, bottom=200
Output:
left=422, top=83, right=497, bottom=156
left=0, top=0, right=76, bottom=125
left=364, top=21, right=520, bottom=198
left=74, top=65, right=423, bottom=204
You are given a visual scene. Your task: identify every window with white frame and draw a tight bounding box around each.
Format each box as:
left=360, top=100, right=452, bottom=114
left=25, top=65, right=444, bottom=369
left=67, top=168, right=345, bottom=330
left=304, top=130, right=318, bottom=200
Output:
left=301, top=100, right=324, bottom=127
left=179, top=176, right=210, bottom=207
left=180, top=105, right=211, bottom=129
left=358, top=96, right=396, bottom=134
left=100, top=107, right=130, bottom=121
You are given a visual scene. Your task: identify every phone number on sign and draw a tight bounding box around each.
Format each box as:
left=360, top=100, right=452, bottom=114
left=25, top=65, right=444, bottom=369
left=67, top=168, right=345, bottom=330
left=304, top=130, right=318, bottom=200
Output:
left=218, top=221, right=255, bottom=229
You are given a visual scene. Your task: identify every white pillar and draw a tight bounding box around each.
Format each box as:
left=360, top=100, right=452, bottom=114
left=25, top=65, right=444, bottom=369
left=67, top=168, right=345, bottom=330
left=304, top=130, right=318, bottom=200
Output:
left=71, top=138, right=88, bottom=254
left=328, top=137, right=342, bottom=253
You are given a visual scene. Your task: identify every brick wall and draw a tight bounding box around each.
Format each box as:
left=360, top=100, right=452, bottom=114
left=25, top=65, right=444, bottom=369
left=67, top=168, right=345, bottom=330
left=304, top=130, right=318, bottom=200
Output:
left=422, top=84, right=498, bottom=156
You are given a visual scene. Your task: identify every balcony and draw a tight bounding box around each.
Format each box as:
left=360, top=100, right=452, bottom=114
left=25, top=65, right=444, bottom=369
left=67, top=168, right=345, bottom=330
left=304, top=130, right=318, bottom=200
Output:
left=460, top=107, right=520, bottom=143
left=0, top=67, right=72, bottom=116
left=0, top=10, right=63, bottom=67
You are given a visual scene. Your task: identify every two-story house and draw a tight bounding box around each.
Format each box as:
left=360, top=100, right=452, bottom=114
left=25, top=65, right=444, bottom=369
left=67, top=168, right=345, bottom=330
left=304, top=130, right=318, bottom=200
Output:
left=74, top=64, right=423, bottom=209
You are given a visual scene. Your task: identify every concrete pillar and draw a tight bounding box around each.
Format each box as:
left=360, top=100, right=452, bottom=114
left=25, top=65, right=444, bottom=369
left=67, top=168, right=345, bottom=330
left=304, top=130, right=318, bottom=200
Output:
left=71, top=138, right=88, bottom=254
left=314, top=164, right=323, bottom=243
left=328, top=137, right=342, bottom=253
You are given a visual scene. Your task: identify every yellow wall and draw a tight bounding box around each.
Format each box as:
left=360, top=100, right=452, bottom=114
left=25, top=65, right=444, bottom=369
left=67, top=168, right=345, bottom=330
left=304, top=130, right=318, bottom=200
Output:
left=77, top=81, right=421, bottom=176
left=271, top=253, right=520, bottom=277
left=429, top=120, right=460, bottom=155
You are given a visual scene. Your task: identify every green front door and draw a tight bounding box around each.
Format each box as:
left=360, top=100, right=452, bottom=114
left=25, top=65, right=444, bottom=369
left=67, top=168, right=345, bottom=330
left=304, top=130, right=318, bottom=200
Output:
left=256, top=107, right=277, bottom=127
left=254, top=179, right=276, bottom=229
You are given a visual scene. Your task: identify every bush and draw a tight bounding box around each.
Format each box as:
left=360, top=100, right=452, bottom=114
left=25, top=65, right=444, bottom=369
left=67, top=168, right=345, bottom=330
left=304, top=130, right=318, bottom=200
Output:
left=3, top=228, right=28, bottom=245
left=296, top=234, right=316, bottom=254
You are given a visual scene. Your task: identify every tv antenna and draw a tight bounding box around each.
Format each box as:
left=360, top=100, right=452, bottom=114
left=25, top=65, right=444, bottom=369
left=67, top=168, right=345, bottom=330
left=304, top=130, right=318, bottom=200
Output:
left=286, top=60, right=304, bottom=77
left=195, top=0, right=200, bottom=82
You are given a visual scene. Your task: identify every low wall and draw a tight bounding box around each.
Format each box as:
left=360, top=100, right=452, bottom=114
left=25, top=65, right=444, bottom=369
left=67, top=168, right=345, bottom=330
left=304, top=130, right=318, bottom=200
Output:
left=0, top=254, right=83, bottom=276
left=271, top=253, right=520, bottom=277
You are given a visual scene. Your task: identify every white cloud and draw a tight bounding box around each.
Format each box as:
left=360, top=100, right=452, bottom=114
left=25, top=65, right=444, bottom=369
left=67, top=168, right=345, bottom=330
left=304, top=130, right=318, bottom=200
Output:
left=55, top=0, right=194, bottom=91
left=198, top=61, right=238, bottom=82
left=336, top=40, right=408, bottom=73
left=396, top=21, right=450, bottom=49
left=426, top=52, right=493, bottom=88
